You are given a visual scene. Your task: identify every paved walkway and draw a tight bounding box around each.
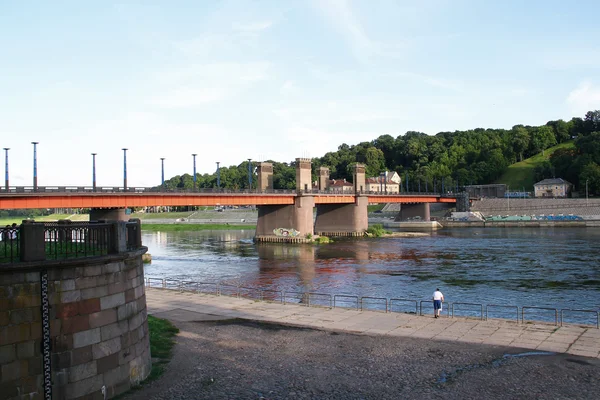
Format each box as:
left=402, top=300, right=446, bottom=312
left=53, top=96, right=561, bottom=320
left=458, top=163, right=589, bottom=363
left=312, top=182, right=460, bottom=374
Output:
left=146, top=288, right=600, bottom=359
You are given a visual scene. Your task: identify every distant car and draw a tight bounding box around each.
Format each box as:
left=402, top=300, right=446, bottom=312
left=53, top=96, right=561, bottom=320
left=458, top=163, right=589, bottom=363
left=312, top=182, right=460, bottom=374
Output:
left=374, top=210, right=382, bottom=213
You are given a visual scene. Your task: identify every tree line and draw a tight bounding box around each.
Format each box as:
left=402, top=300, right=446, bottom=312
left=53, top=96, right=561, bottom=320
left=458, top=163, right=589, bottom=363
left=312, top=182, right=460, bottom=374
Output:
left=160, top=110, right=600, bottom=195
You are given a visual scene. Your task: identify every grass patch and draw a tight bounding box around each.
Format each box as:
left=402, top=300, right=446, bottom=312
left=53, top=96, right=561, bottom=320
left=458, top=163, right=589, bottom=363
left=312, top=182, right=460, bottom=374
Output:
left=496, top=141, right=575, bottom=190
left=141, top=223, right=255, bottom=231
left=366, top=223, right=391, bottom=237
left=367, top=204, right=385, bottom=213
left=134, top=211, right=196, bottom=220
left=147, top=315, right=179, bottom=381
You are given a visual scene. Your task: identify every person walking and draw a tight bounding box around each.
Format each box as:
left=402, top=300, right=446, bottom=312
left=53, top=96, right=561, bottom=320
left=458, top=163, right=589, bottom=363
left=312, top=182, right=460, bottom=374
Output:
left=432, top=288, right=444, bottom=318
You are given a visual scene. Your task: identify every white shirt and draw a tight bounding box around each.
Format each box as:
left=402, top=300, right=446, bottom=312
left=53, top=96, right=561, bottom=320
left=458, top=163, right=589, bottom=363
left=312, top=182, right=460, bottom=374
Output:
left=433, top=291, right=444, bottom=301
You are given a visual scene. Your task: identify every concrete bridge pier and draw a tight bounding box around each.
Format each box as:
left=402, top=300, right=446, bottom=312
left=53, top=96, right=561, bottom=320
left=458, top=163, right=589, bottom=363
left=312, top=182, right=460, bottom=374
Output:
left=314, top=195, right=369, bottom=237
left=255, top=195, right=315, bottom=242
left=395, top=203, right=431, bottom=221
left=90, top=207, right=129, bottom=221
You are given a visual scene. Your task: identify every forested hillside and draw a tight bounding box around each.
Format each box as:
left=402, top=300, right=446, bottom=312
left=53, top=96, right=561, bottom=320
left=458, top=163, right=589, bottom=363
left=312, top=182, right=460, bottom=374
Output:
left=161, top=110, right=600, bottom=195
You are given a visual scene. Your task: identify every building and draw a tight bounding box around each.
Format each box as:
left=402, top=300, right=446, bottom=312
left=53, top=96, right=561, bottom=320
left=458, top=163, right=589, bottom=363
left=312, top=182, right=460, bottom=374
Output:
left=327, top=179, right=354, bottom=192
left=533, top=178, right=573, bottom=198
left=464, top=184, right=506, bottom=198
left=365, top=176, right=400, bottom=193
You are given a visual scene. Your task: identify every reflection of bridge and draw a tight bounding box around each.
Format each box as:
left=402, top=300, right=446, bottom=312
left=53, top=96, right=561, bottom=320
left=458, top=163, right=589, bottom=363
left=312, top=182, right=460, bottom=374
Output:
left=0, top=159, right=461, bottom=241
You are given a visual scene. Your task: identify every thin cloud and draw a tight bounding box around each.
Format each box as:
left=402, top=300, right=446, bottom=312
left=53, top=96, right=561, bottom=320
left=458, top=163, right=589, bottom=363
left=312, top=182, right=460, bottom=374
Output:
left=567, top=81, right=600, bottom=115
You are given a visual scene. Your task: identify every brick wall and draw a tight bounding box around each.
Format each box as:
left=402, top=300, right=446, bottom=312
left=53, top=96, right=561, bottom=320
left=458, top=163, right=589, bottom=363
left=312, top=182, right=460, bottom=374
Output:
left=0, top=249, right=151, bottom=400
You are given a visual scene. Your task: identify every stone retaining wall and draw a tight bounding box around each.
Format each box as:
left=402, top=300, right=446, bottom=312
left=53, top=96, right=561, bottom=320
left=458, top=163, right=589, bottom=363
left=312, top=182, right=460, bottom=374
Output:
left=0, top=249, right=150, bottom=400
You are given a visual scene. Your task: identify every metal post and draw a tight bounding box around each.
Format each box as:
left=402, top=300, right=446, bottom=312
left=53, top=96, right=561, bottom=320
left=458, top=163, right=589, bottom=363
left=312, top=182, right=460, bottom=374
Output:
left=406, top=173, right=409, bottom=193
left=192, top=154, right=197, bottom=191
left=122, top=148, right=128, bottom=191
left=31, top=142, right=39, bottom=191
left=248, top=158, right=252, bottom=189
left=384, top=171, right=387, bottom=193
left=418, top=180, right=421, bottom=193
left=379, top=173, right=383, bottom=192
left=586, top=179, right=589, bottom=206
left=3, top=148, right=8, bottom=191
left=216, top=161, right=220, bottom=188
left=160, top=158, right=165, bottom=187
left=91, top=153, right=97, bottom=192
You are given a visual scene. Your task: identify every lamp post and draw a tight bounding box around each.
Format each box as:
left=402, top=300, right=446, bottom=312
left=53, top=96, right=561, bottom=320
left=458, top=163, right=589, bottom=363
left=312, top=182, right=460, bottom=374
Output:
left=160, top=158, right=165, bottom=187
left=216, top=161, right=220, bottom=189
left=192, top=154, right=197, bottom=191
left=3, top=148, right=8, bottom=192
left=91, top=153, right=97, bottom=192
left=31, top=142, right=39, bottom=191
left=247, top=158, right=252, bottom=190
left=122, top=148, right=128, bottom=191
left=379, top=172, right=383, bottom=192
left=586, top=179, right=589, bottom=206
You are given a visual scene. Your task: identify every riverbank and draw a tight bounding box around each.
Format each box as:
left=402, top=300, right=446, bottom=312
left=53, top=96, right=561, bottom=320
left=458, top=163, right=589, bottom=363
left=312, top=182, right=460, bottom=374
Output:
left=122, top=289, right=600, bottom=399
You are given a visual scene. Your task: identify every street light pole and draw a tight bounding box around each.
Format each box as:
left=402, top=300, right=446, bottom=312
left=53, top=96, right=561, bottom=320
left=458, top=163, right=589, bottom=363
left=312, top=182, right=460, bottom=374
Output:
left=91, top=153, right=97, bottom=192
left=192, top=154, right=197, bottom=191
left=122, top=148, right=128, bottom=191
left=216, top=162, right=220, bottom=189
left=248, top=159, right=252, bottom=189
left=160, top=158, right=165, bottom=187
left=3, top=148, right=8, bottom=192
left=586, top=179, right=589, bottom=206
left=31, top=142, right=39, bottom=191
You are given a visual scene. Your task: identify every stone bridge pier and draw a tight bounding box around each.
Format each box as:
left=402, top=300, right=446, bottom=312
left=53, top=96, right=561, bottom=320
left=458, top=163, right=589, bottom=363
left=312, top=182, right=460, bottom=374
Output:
left=395, top=203, right=431, bottom=221
left=255, top=160, right=368, bottom=242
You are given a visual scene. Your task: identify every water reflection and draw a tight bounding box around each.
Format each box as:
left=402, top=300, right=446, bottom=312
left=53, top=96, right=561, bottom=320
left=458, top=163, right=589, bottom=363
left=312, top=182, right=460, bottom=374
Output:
left=142, top=228, right=600, bottom=314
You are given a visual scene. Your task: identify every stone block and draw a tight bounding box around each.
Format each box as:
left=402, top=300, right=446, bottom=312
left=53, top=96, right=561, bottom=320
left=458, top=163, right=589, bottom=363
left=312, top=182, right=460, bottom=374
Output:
left=53, top=369, right=69, bottom=386
left=30, top=322, right=42, bottom=340
left=107, top=281, right=125, bottom=296
left=102, top=263, right=121, bottom=274
left=52, top=351, right=71, bottom=369
left=82, top=266, right=103, bottom=277
left=89, top=309, right=117, bottom=329
left=1, top=359, right=26, bottom=382
left=60, top=268, right=78, bottom=280
left=0, top=324, right=31, bottom=345
left=107, top=271, right=124, bottom=285
left=16, top=341, right=35, bottom=359
left=60, top=279, right=76, bottom=292
left=92, top=337, right=121, bottom=359
left=52, top=334, right=73, bottom=353
left=0, top=311, right=7, bottom=325
left=128, top=311, right=144, bottom=331
left=0, top=344, right=15, bottom=364
left=75, top=277, right=98, bottom=290
left=0, top=381, right=19, bottom=398
left=69, top=360, right=97, bottom=383
left=71, top=345, right=93, bottom=366
left=73, top=328, right=101, bottom=349
left=96, top=274, right=109, bottom=287
left=65, top=374, right=103, bottom=399
left=117, top=302, right=138, bottom=321
left=62, top=315, right=90, bottom=334
left=25, top=272, right=40, bottom=283
left=125, top=288, right=135, bottom=303
left=101, top=320, right=129, bottom=341
left=111, top=379, right=131, bottom=398
left=13, top=295, right=41, bottom=308
left=78, top=299, right=101, bottom=315
left=126, top=267, right=138, bottom=280
left=81, top=286, right=108, bottom=301
left=134, top=284, right=144, bottom=300
left=56, top=303, right=79, bottom=319
left=51, top=320, right=62, bottom=337
left=27, top=355, right=42, bottom=375
left=61, top=290, right=81, bottom=304
left=103, top=364, right=129, bottom=387
left=96, top=353, right=119, bottom=374
left=118, top=347, right=135, bottom=365
left=9, top=308, right=35, bottom=324
left=100, top=293, right=125, bottom=311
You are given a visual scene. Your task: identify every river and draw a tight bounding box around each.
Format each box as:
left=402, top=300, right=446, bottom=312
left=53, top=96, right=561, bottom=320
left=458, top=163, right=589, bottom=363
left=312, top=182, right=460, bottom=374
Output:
left=142, top=227, right=600, bottom=323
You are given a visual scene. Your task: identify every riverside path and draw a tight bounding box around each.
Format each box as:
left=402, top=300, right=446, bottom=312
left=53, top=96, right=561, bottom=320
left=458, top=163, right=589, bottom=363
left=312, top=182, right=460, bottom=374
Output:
left=146, top=288, right=600, bottom=359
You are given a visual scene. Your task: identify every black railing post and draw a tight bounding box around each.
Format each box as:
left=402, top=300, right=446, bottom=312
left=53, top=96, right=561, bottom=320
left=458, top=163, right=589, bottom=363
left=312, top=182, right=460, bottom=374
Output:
left=20, top=220, right=46, bottom=262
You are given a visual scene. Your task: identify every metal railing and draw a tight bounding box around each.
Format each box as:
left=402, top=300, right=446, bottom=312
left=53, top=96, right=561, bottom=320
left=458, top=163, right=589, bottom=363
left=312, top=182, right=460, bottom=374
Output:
left=144, top=277, right=600, bottom=328
left=44, top=222, right=111, bottom=260
left=0, top=226, right=19, bottom=263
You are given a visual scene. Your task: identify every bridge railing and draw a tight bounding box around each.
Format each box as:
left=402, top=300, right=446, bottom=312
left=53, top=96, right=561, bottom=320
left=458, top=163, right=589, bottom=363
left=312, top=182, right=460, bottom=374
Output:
left=1, top=185, right=457, bottom=197
left=0, top=219, right=144, bottom=264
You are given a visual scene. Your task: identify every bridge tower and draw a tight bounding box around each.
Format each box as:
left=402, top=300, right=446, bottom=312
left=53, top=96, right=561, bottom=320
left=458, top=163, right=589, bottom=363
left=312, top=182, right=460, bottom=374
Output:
left=318, top=166, right=330, bottom=191
left=295, top=158, right=312, bottom=193
left=352, top=163, right=366, bottom=193
left=257, top=162, right=273, bottom=192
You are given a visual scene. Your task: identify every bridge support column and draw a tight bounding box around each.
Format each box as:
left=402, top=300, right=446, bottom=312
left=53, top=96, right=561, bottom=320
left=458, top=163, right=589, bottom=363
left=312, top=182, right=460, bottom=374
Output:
left=396, top=203, right=431, bottom=221
left=296, top=158, right=312, bottom=193
left=90, top=208, right=129, bottom=221
left=314, top=195, right=368, bottom=237
left=353, top=163, right=366, bottom=193
left=255, top=195, right=314, bottom=242
left=318, top=166, right=330, bottom=191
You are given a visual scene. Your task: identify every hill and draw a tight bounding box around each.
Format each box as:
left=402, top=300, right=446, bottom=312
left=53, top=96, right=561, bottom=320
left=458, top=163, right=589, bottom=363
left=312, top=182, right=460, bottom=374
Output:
left=495, top=141, right=575, bottom=191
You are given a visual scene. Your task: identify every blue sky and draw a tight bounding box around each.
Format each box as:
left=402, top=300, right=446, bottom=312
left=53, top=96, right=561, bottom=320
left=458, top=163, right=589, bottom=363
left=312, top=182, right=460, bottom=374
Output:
left=1, top=0, right=599, bottom=187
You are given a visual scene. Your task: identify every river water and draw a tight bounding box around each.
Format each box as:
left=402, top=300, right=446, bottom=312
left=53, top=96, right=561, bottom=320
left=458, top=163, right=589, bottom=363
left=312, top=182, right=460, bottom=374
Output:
left=142, top=227, right=600, bottom=323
